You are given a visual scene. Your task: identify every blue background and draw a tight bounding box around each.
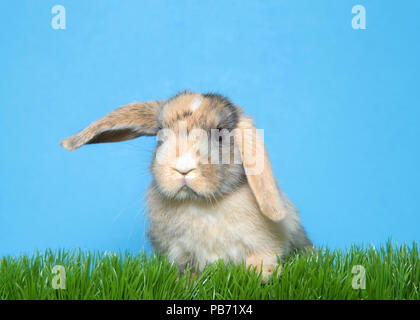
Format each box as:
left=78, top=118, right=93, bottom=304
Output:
left=1, top=0, right=419, bottom=257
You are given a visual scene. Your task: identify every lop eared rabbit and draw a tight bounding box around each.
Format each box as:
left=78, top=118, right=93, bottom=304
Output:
left=61, top=91, right=312, bottom=281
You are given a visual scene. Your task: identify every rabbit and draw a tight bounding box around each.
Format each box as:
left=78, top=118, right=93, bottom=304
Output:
left=60, top=90, right=312, bottom=282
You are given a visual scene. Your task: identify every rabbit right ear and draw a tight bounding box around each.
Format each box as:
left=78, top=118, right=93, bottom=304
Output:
left=60, top=100, right=164, bottom=151
left=234, top=115, right=288, bottom=222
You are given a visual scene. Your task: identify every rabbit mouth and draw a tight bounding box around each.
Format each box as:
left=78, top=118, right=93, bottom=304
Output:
left=174, top=184, right=202, bottom=199
left=179, top=184, right=198, bottom=195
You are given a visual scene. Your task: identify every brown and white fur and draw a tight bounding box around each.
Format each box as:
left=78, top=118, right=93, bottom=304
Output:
left=60, top=90, right=312, bottom=282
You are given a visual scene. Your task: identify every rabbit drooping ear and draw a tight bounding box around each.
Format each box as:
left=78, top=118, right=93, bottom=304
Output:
left=235, top=115, right=288, bottom=222
left=60, top=100, right=163, bottom=151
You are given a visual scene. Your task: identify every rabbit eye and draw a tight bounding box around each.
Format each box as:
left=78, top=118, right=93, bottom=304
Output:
left=218, top=129, right=231, bottom=145
left=211, top=128, right=229, bottom=145
left=213, top=128, right=222, bottom=141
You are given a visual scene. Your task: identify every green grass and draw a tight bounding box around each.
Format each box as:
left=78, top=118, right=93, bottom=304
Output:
left=0, top=242, right=418, bottom=300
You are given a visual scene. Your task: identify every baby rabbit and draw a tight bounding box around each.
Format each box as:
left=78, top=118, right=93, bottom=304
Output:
left=61, top=90, right=312, bottom=282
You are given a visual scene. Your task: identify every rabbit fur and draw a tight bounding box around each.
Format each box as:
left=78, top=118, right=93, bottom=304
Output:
left=61, top=90, right=312, bottom=281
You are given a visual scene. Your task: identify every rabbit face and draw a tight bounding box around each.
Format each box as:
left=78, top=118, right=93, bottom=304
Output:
left=151, top=92, right=245, bottom=201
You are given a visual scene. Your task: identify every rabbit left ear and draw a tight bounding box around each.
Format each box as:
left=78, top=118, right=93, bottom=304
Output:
left=234, top=115, right=287, bottom=221
left=60, top=100, right=163, bottom=151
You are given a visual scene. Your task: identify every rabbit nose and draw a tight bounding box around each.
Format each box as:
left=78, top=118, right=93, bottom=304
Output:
left=174, top=154, right=197, bottom=175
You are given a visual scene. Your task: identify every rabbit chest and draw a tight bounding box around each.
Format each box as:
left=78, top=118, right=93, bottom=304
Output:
left=147, top=183, right=286, bottom=268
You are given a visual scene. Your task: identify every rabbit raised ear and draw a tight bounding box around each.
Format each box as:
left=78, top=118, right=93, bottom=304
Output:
left=60, top=100, right=163, bottom=151
left=235, top=115, right=287, bottom=221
